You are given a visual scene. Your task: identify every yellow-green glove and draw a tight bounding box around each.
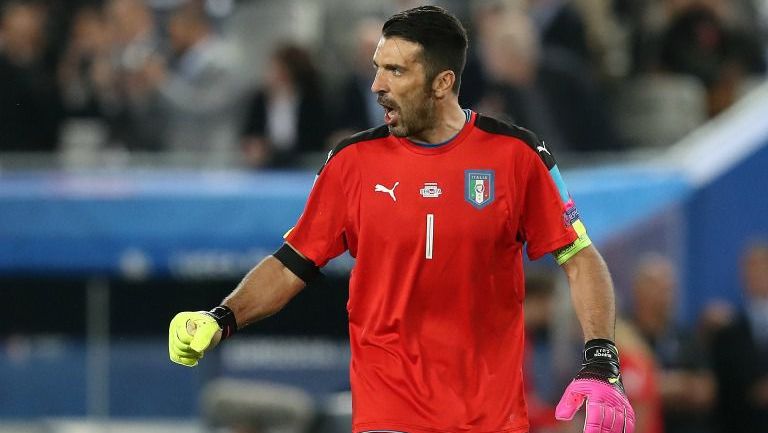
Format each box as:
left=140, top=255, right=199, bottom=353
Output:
left=168, top=311, right=221, bottom=367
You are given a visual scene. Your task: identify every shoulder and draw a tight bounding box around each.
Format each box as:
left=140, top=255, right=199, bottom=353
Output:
left=318, top=125, right=390, bottom=174
left=473, top=113, right=556, bottom=169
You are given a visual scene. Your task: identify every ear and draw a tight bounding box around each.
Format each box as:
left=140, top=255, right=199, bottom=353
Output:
left=432, top=70, right=456, bottom=98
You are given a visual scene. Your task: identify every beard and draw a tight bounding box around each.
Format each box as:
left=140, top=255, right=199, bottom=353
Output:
left=384, top=87, right=438, bottom=138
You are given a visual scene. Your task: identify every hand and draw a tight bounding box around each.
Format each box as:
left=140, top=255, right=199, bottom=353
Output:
left=168, top=311, right=222, bottom=367
left=556, top=339, right=635, bottom=433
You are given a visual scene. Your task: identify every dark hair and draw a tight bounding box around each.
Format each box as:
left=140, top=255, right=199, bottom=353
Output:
left=382, top=5, right=468, bottom=93
left=273, top=42, right=320, bottom=93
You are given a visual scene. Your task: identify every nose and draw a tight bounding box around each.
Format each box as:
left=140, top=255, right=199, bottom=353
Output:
left=370, top=69, right=387, bottom=94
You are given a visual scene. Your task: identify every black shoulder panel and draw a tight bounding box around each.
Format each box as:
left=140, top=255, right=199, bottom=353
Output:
left=474, top=114, right=557, bottom=169
left=318, top=125, right=390, bottom=174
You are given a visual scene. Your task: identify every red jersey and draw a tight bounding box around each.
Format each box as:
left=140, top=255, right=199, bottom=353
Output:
left=286, top=112, right=579, bottom=433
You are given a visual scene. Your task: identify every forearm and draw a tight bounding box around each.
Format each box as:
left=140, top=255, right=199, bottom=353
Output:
left=221, top=255, right=305, bottom=328
left=562, top=245, right=616, bottom=341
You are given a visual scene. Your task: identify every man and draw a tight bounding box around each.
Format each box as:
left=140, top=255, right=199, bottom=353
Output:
left=169, top=6, right=634, bottom=433
left=141, top=0, right=247, bottom=164
left=711, top=242, right=768, bottom=433
left=0, top=0, right=62, bottom=152
left=629, top=255, right=714, bottom=433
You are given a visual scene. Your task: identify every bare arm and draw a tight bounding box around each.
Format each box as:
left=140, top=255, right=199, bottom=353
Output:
left=561, top=244, right=616, bottom=341
left=222, top=249, right=306, bottom=329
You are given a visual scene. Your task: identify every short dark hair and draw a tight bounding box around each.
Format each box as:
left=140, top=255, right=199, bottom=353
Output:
left=382, top=5, right=468, bottom=93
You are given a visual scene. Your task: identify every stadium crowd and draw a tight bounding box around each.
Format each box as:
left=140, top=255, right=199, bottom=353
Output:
left=1, top=0, right=766, bottom=167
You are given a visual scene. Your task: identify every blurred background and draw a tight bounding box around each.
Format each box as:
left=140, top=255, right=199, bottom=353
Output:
left=1, top=0, right=767, bottom=432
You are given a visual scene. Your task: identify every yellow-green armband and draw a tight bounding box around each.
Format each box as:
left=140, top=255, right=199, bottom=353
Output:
left=553, top=220, right=592, bottom=265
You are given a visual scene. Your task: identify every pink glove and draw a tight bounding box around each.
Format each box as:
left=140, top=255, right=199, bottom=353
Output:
left=555, top=339, right=636, bottom=433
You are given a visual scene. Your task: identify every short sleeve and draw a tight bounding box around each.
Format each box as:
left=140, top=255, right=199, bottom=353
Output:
left=519, top=154, right=577, bottom=260
left=284, top=157, right=349, bottom=267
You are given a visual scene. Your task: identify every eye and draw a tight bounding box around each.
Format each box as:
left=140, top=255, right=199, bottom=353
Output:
left=383, top=65, right=404, bottom=77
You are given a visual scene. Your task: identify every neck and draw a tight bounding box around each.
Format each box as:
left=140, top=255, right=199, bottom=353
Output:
left=408, top=98, right=466, bottom=144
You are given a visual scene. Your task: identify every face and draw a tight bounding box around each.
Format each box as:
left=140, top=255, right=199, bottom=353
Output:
left=633, top=258, right=677, bottom=330
left=371, top=36, right=437, bottom=138
left=168, top=13, right=194, bottom=54
left=743, top=246, right=768, bottom=299
left=1, top=4, right=46, bottom=60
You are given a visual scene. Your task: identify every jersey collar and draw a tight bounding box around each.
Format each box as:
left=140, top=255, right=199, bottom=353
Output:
left=398, top=109, right=475, bottom=155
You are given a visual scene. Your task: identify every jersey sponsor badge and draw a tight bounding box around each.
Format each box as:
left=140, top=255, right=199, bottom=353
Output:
left=419, top=182, right=442, bottom=198
left=465, top=170, right=495, bottom=209
left=564, top=198, right=580, bottom=225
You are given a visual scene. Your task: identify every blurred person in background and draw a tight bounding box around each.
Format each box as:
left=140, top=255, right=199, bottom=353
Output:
left=629, top=254, right=715, bottom=433
left=656, top=3, right=766, bottom=116
left=615, top=318, right=664, bottom=433
left=523, top=272, right=572, bottom=433
left=0, top=0, right=62, bottom=152
left=528, top=0, right=591, bottom=64
left=170, top=6, right=634, bottom=433
left=477, top=7, right=622, bottom=152
left=140, top=0, right=247, bottom=165
left=98, top=0, right=164, bottom=150
left=56, top=4, right=117, bottom=156
left=695, top=298, right=734, bottom=347
left=476, top=8, right=566, bottom=148
left=240, top=42, right=328, bottom=168
left=620, top=0, right=767, bottom=117
left=711, top=241, right=768, bottom=433
left=563, top=0, right=632, bottom=80
left=58, top=5, right=111, bottom=120
left=328, top=17, right=384, bottom=143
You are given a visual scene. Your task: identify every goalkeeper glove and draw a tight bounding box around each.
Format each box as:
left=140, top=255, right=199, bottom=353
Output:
left=168, top=306, right=237, bottom=367
left=556, top=338, right=636, bottom=433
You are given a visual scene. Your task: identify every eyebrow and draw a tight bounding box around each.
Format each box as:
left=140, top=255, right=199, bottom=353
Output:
left=372, top=60, right=408, bottom=71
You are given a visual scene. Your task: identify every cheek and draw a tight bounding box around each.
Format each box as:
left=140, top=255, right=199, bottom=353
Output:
left=401, top=87, right=430, bottom=113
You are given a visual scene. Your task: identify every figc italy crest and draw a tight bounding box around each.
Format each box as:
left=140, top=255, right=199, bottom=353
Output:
left=465, top=170, right=495, bottom=209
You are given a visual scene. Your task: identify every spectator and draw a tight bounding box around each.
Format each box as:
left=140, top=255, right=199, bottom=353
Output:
left=523, top=272, right=569, bottom=433
left=100, top=0, right=164, bottom=151
left=329, top=18, right=383, bottom=140
left=631, top=2, right=767, bottom=117
left=711, top=241, right=768, bottom=433
left=241, top=42, right=328, bottom=168
left=696, top=298, right=734, bottom=347
left=477, top=9, right=567, bottom=148
left=661, top=5, right=765, bottom=114
left=477, top=9, right=622, bottom=152
left=615, top=318, right=664, bottom=433
left=140, top=0, right=247, bottom=165
left=629, top=254, right=715, bottom=433
left=58, top=5, right=111, bottom=120
left=528, top=0, right=591, bottom=64
left=0, top=0, right=62, bottom=152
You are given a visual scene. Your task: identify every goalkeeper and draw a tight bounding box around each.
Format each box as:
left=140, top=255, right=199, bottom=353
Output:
left=169, top=5, right=634, bottom=433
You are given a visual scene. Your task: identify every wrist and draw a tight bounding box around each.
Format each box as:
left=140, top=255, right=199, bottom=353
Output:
left=583, top=338, right=620, bottom=366
left=203, top=305, right=238, bottom=341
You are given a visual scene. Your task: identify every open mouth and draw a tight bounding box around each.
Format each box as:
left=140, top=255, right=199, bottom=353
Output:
left=378, top=97, right=399, bottom=125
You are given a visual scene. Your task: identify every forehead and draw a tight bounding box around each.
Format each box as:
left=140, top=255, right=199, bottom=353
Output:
left=373, top=36, right=423, bottom=66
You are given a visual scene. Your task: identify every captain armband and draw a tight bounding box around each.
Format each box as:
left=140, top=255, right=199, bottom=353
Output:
left=553, top=220, right=592, bottom=265
left=273, top=243, right=321, bottom=283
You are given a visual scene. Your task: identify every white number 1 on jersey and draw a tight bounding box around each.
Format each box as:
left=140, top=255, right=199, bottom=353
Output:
left=425, top=213, right=434, bottom=259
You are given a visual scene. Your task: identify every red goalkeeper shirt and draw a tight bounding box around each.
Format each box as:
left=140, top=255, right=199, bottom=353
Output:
left=286, top=111, right=579, bottom=433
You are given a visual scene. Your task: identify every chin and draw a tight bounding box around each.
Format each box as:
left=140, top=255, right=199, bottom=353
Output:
left=389, top=124, right=409, bottom=137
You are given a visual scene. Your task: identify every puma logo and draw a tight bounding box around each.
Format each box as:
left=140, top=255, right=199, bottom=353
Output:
left=374, top=182, right=399, bottom=202
left=537, top=142, right=551, bottom=155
